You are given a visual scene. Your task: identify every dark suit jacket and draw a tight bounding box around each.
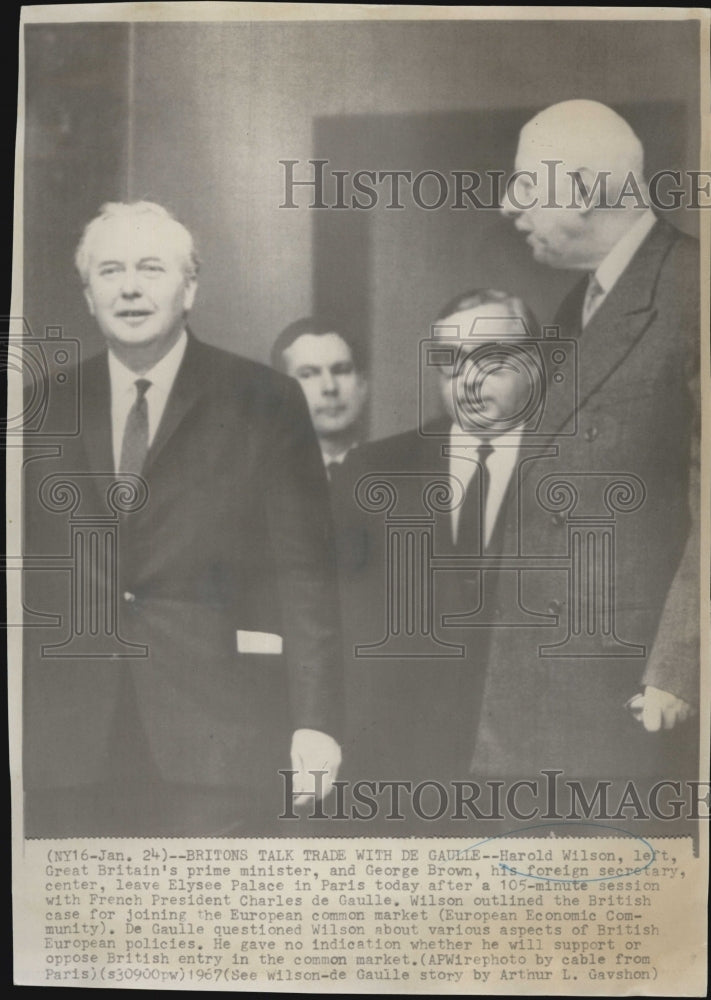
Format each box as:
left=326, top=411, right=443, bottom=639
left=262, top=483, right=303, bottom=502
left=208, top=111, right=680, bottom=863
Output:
left=349, top=219, right=699, bottom=787
left=23, top=334, right=342, bottom=793
left=340, top=420, right=493, bottom=783
left=470, top=218, right=700, bottom=780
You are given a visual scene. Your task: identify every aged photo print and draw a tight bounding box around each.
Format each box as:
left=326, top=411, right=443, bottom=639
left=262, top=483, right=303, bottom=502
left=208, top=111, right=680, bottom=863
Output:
left=8, top=3, right=709, bottom=993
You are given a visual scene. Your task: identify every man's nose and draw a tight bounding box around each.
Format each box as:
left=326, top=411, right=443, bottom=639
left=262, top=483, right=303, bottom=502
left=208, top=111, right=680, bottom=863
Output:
left=320, top=370, right=338, bottom=394
left=119, top=268, right=142, bottom=297
left=499, top=184, right=519, bottom=219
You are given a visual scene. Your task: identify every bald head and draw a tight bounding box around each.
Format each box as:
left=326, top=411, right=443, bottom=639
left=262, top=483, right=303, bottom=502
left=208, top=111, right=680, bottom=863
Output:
left=501, top=101, right=651, bottom=270
left=519, top=100, right=645, bottom=194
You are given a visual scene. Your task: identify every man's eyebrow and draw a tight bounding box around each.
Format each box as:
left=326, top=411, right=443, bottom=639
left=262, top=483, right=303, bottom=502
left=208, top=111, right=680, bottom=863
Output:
left=137, top=256, right=166, bottom=265
left=295, top=364, right=321, bottom=374
left=96, top=258, right=124, bottom=268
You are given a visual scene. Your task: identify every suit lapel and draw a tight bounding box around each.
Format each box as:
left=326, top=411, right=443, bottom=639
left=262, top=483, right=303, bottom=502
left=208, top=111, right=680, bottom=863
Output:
left=546, top=218, right=677, bottom=441
left=142, top=334, right=208, bottom=476
left=555, top=275, right=587, bottom=340
left=80, top=336, right=212, bottom=478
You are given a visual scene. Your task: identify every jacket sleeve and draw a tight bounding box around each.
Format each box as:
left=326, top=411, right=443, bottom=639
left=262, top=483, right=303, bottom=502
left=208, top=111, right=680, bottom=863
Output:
left=641, top=242, right=701, bottom=707
left=641, top=367, right=700, bottom=706
left=263, top=375, right=343, bottom=739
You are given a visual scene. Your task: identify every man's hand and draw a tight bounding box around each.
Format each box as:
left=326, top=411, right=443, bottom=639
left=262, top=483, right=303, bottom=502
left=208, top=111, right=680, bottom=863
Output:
left=628, top=686, right=694, bottom=731
left=290, top=729, right=342, bottom=806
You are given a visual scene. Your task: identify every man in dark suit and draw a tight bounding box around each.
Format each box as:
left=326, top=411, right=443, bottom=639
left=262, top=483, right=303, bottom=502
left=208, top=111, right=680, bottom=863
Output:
left=23, top=201, right=342, bottom=837
left=271, top=318, right=371, bottom=795
left=346, top=289, right=541, bottom=808
left=473, top=99, right=700, bottom=791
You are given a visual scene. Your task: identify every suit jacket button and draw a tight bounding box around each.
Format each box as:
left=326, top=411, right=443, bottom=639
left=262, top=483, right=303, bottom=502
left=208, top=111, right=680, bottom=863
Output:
left=548, top=599, right=563, bottom=615
left=584, top=426, right=599, bottom=442
left=123, top=591, right=136, bottom=603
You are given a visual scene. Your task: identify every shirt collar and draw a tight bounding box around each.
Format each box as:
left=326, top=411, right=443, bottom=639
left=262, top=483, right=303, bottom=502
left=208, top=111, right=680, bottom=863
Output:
left=593, top=209, right=656, bottom=295
left=108, top=329, right=188, bottom=395
left=449, top=423, right=523, bottom=448
left=322, top=442, right=359, bottom=466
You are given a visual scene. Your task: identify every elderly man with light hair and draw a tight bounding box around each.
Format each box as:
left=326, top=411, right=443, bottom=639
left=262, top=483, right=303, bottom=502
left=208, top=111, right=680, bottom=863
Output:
left=466, top=100, right=700, bottom=790
left=24, top=200, right=342, bottom=837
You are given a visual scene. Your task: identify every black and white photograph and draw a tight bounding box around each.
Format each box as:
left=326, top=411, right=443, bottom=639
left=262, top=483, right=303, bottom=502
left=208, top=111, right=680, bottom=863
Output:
left=8, top=4, right=709, bottom=993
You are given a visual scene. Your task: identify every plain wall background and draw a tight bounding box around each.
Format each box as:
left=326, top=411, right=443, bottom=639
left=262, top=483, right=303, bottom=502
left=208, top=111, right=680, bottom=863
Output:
left=23, top=18, right=701, bottom=439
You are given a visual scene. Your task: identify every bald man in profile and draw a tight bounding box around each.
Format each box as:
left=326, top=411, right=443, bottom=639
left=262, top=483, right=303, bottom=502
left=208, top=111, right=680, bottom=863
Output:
left=470, top=100, right=700, bottom=792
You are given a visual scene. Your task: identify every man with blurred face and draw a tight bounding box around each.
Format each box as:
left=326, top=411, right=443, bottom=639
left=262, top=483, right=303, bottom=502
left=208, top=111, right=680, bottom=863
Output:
left=436, top=305, right=537, bottom=432
left=440, top=340, right=531, bottom=432
left=433, top=294, right=542, bottom=551
left=271, top=318, right=368, bottom=473
left=344, top=289, right=540, bottom=809
left=485, top=99, right=700, bottom=794
left=24, top=201, right=342, bottom=837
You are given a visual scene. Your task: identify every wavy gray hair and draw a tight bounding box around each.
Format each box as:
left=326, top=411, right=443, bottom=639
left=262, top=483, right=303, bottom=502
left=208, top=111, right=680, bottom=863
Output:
left=75, top=201, right=200, bottom=284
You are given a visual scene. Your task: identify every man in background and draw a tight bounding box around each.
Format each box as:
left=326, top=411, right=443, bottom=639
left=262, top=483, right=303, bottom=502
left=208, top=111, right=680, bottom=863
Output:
left=272, top=318, right=370, bottom=806
left=271, top=317, right=368, bottom=477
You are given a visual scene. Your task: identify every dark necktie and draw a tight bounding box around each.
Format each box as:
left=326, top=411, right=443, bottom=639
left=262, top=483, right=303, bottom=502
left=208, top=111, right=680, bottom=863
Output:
left=456, top=442, right=494, bottom=554
left=327, top=454, right=354, bottom=489
left=119, top=378, right=151, bottom=475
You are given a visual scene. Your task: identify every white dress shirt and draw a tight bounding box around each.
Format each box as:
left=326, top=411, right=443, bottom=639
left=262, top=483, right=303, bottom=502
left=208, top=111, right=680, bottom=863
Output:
left=448, top=425, right=523, bottom=547
left=322, top=441, right=359, bottom=469
left=587, top=208, right=657, bottom=320
left=108, top=330, right=188, bottom=472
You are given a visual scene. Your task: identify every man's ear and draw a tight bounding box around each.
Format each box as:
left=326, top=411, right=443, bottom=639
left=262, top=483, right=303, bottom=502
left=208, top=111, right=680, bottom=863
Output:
left=83, top=286, right=96, bottom=316
left=183, top=276, right=198, bottom=312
